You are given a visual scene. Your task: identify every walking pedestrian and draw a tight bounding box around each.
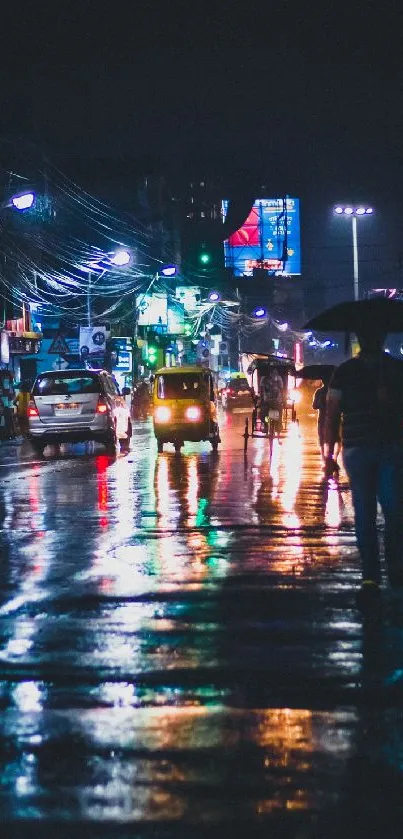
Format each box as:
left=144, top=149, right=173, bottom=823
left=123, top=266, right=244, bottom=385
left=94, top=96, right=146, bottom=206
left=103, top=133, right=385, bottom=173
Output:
left=324, top=328, right=403, bottom=607
left=312, top=376, right=340, bottom=469
left=14, top=380, right=31, bottom=434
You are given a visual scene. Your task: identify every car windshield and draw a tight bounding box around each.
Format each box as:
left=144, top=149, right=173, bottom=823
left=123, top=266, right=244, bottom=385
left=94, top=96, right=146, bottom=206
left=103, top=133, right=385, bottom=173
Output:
left=32, top=374, right=101, bottom=396
left=157, top=373, right=204, bottom=399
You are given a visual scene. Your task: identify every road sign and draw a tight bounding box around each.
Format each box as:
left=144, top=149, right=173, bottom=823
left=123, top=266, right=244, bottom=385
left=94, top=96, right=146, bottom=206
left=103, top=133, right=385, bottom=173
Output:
left=48, top=334, right=71, bottom=355
left=66, top=338, right=79, bottom=354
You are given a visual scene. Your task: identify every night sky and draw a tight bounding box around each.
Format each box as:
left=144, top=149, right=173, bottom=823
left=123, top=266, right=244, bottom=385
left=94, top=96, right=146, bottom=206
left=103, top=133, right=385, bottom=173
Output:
left=1, top=1, right=403, bottom=299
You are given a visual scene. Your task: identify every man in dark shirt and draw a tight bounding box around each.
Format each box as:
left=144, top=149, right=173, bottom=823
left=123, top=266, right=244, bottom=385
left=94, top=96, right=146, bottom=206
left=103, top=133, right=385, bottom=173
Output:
left=324, top=329, right=403, bottom=605
left=259, top=369, right=284, bottom=430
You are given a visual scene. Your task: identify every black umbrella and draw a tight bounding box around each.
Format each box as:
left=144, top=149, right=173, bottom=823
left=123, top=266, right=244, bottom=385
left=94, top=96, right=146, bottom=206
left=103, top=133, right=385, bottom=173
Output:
left=298, top=364, right=335, bottom=382
left=304, top=298, right=403, bottom=334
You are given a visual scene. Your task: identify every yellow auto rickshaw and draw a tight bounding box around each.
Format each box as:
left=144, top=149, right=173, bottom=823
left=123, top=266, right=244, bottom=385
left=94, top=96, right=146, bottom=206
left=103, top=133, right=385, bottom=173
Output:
left=152, top=365, right=221, bottom=453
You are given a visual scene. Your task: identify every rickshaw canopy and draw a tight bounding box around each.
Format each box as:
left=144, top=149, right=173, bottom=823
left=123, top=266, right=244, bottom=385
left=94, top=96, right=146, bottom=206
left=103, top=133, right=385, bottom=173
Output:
left=240, top=353, right=296, bottom=395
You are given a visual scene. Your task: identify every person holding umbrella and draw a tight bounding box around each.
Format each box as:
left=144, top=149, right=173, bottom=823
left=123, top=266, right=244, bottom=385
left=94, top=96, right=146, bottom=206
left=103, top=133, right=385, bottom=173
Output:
left=305, top=298, right=403, bottom=608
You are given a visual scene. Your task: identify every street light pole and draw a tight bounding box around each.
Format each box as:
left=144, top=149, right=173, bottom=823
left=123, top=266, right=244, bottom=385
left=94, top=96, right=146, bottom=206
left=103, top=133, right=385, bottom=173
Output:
left=87, top=271, right=92, bottom=327
left=0, top=189, right=36, bottom=328
left=351, top=215, right=359, bottom=301
left=334, top=205, right=374, bottom=301
left=85, top=248, right=131, bottom=329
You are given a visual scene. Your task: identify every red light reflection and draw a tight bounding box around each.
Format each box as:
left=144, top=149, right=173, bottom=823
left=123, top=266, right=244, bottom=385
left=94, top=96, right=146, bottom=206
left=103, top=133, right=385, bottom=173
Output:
left=96, top=455, right=109, bottom=528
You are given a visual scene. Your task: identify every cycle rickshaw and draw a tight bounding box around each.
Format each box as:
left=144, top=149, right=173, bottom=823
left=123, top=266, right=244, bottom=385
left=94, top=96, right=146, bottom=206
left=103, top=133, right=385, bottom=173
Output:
left=240, top=353, right=299, bottom=453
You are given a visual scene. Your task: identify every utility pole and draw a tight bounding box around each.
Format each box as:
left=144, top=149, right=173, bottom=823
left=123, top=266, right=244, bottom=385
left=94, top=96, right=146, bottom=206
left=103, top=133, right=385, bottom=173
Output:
left=87, top=271, right=92, bottom=327
left=236, top=286, right=243, bottom=371
left=131, top=295, right=139, bottom=383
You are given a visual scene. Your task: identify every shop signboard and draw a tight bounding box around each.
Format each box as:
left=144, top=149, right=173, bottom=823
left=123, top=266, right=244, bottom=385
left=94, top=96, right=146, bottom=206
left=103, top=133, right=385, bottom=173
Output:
left=1, top=331, right=10, bottom=365
left=137, top=293, right=168, bottom=327
left=79, top=326, right=107, bottom=359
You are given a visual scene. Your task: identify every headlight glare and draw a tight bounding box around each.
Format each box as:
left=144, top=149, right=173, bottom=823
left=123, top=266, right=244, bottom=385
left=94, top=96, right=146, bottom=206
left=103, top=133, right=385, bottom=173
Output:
left=185, top=406, right=202, bottom=421
left=288, top=388, right=302, bottom=404
left=155, top=406, right=171, bottom=422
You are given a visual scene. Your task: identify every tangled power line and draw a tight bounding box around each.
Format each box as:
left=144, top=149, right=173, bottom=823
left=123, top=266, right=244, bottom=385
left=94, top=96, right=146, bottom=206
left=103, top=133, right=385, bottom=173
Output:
left=0, top=145, right=330, bottom=351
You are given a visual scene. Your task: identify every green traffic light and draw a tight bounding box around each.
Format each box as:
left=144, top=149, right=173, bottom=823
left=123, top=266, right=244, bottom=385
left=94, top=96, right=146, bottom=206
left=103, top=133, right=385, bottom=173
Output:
left=147, top=345, right=157, bottom=363
left=199, top=251, right=211, bottom=265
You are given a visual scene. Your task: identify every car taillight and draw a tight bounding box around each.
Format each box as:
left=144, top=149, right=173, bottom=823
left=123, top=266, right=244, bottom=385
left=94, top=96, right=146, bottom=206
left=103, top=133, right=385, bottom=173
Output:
left=227, top=388, right=235, bottom=395
left=28, top=400, right=39, bottom=418
left=96, top=398, right=108, bottom=414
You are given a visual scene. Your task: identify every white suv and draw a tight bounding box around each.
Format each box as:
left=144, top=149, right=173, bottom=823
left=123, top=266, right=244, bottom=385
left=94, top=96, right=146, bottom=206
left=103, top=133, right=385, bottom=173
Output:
left=27, top=369, right=132, bottom=456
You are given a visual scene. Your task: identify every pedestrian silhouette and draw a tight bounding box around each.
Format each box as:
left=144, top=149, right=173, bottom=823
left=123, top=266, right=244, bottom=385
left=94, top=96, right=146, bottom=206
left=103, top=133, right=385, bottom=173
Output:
left=324, top=328, right=403, bottom=610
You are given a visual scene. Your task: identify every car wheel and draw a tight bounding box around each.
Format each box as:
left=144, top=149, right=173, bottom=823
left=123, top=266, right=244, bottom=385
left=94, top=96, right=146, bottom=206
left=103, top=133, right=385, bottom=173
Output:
left=104, top=426, right=117, bottom=456
left=104, top=438, right=117, bottom=456
left=31, top=440, right=45, bottom=456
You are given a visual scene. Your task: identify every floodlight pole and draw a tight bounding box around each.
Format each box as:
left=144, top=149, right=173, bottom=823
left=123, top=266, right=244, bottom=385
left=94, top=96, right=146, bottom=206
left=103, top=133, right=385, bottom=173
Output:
left=352, top=216, right=359, bottom=301
left=334, top=206, right=374, bottom=300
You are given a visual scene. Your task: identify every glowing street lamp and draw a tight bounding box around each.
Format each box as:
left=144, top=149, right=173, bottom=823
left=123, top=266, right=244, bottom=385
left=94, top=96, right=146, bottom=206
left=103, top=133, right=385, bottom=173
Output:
left=252, top=306, right=267, bottom=318
left=160, top=264, right=177, bottom=277
left=208, top=290, right=220, bottom=303
left=109, top=248, right=131, bottom=267
left=333, top=205, right=374, bottom=301
left=10, top=191, right=35, bottom=211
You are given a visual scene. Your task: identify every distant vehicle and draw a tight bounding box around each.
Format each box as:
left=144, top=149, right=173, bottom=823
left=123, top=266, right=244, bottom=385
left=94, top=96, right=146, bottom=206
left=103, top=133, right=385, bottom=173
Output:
left=221, top=376, right=253, bottom=411
left=27, top=369, right=132, bottom=456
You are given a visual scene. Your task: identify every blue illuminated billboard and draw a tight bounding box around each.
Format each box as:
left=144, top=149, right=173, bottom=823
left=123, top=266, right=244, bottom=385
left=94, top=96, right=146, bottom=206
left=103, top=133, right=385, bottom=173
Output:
left=222, top=197, right=301, bottom=276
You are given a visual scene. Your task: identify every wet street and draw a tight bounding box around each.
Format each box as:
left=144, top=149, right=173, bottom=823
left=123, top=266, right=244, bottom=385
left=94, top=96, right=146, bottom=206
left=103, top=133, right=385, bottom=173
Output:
left=1, top=400, right=403, bottom=838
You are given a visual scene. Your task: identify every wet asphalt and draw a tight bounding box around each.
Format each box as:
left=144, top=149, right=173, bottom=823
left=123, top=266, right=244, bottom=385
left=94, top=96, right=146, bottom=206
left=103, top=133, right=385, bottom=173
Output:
left=0, top=394, right=403, bottom=838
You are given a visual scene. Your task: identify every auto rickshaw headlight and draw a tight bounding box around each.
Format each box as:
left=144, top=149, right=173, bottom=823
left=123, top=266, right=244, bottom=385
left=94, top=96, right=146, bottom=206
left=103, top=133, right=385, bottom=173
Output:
left=185, top=406, right=202, bottom=421
left=288, top=388, right=301, bottom=404
left=154, top=406, right=171, bottom=422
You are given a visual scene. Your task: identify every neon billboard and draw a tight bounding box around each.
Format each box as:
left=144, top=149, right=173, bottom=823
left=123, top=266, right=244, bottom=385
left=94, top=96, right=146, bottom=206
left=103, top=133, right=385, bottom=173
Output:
left=222, top=197, right=301, bottom=276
